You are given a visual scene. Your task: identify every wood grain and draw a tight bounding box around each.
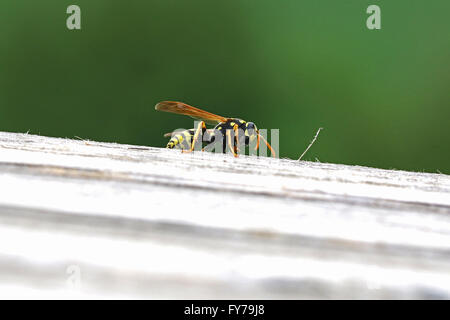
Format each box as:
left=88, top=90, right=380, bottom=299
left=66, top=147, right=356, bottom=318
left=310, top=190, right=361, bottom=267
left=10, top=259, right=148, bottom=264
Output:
left=0, top=131, right=449, bottom=299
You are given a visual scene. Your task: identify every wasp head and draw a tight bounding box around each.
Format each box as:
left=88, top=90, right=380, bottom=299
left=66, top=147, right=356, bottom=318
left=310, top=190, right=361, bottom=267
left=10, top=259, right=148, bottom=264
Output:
left=245, top=122, right=258, bottom=145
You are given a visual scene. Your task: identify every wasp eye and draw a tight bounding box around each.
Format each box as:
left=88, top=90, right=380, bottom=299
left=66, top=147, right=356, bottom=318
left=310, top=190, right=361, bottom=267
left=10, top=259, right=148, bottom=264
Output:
left=246, top=122, right=257, bottom=131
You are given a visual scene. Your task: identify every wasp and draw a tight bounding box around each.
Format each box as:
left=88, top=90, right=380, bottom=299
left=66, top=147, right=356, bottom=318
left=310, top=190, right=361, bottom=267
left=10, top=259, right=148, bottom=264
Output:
left=155, top=101, right=275, bottom=157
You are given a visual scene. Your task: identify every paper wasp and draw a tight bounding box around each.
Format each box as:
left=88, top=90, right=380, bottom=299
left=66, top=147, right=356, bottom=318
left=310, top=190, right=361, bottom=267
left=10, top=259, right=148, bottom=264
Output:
left=155, top=101, right=275, bottom=157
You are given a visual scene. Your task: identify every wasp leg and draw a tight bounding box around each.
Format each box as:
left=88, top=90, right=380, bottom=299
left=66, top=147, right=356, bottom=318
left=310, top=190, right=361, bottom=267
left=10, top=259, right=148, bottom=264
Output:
left=226, top=129, right=238, bottom=157
left=257, top=133, right=276, bottom=158
left=182, top=121, right=206, bottom=153
left=233, top=124, right=241, bottom=154
left=255, top=133, right=260, bottom=151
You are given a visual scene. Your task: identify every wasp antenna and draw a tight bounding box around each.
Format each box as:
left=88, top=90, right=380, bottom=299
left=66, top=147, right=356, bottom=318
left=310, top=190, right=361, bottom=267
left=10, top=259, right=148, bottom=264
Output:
left=258, top=133, right=276, bottom=158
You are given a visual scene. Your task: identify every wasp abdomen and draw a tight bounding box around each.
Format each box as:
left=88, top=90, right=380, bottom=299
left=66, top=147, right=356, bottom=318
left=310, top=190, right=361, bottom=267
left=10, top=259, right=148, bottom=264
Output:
left=166, top=129, right=195, bottom=149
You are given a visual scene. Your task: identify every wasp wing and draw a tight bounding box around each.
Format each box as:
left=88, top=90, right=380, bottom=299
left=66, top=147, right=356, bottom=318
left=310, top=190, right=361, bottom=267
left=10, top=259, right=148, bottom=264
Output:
left=155, top=101, right=228, bottom=125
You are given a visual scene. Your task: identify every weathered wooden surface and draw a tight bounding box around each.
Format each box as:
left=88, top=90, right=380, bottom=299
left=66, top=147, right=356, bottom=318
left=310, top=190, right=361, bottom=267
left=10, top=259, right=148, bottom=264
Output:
left=0, top=130, right=449, bottom=299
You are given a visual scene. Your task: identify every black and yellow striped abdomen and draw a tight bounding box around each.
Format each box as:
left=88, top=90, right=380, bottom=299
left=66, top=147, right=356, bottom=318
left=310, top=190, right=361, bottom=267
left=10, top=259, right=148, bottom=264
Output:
left=166, top=129, right=196, bottom=149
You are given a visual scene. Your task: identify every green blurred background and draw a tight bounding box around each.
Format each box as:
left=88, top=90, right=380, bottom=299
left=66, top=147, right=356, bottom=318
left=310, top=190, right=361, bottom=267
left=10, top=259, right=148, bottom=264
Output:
left=1, top=0, right=449, bottom=172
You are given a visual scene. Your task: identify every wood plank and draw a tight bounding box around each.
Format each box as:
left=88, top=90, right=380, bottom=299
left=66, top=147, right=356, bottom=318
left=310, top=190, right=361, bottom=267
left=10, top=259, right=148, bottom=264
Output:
left=0, top=131, right=449, bottom=299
